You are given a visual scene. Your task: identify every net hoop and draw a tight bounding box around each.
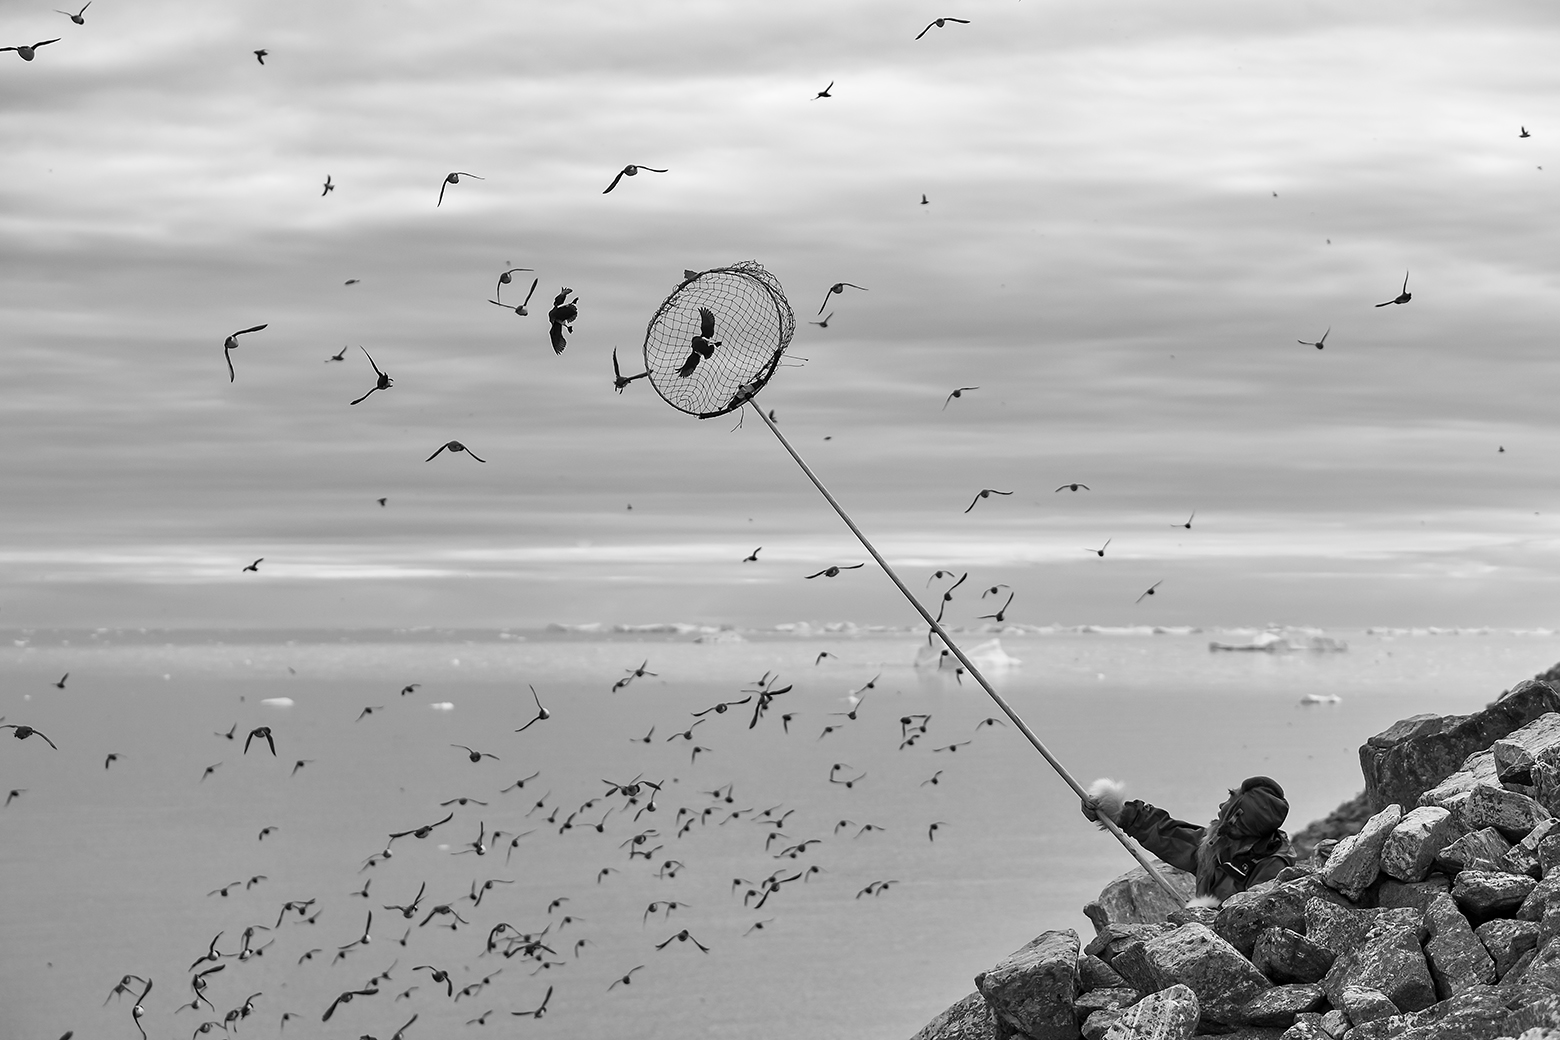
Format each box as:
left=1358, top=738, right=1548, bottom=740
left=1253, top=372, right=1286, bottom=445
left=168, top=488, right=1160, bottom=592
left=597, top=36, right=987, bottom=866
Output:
left=642, top=261, right=795, bottom=419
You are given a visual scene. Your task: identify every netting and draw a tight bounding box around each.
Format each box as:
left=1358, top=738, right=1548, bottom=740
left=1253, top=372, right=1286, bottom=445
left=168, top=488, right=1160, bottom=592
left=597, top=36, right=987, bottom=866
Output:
left=643, top=261, right=796, bottom=418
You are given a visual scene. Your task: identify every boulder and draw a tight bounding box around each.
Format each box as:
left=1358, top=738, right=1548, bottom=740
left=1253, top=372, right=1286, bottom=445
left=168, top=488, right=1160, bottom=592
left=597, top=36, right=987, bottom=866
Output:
left=1101, top=983, right=1198, bottom=1040
left=1338, top=984, right=1399, bottom=1023
left=974, top=929, right=1082, bottom=1040
left=1500, top=818, right=1560, bottom=878
left=1079, top=954, right=1127, bottom=991
left=1277, top=1014, right=1328, bottom=1039
left=1457, top=782, right=1553, bottom=840
left=1421, top=891, right=1496, bottom=998
left=1106, top=940, right=1158, bottom=996
left=1304, top=900, right=1419, bottom=954
left=1083, top=865, right=1196, bottom=933
left=1518, top=874, right=1560, bottom=922
left=1376, top=875, right=1451, bottom=912
left=1451, top=869, right=1537, bottom=920
left=1434, top=827, right=1512, bottom=874
left=1228, top=984, right=1325, bottom=1028
left=909, top=991, right=994, bottom=1040
left=1075, top=988, right=1138, bottom=1018
left=1541, top=831, right=1560, bottom=877
left=1320, top=805, right=1401, bottom=899
left=1419, top=708, right=1560, bottom=815
left=1474, top=917, right=1540, bottom=978
left=1318, top=1008, right=1348, bottom=1036
left=1080, top=1009, right=1122, bottom=1040
left=1321, top=917, right=1436, bottom=1012
left=1346, top=986, right=1514, bottom=1040
left=1136, top=923, right=1271, bottom=1025
left=1359, top=682, right=1560, bottom=813
left=1495, top=736, right=1541, bottom=784
left=1165, top=904, right=1218, bottom=929
left=1214, top=876, right=1349, bottom=958
left=1084, top=924, right=1173, bottom=963
left=1380, top=806, right=1458, bottom=882
left=1251, top=926, right=1336, bottom=984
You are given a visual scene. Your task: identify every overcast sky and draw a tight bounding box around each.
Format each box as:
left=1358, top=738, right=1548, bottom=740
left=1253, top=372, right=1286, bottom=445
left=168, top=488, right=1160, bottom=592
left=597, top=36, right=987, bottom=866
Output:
left=2, top=0, right=1558, bottom=630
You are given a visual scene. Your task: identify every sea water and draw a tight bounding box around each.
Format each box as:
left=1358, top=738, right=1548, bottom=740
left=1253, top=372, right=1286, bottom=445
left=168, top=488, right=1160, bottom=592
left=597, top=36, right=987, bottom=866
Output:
left=2, top=627, right=1555, bottom=1039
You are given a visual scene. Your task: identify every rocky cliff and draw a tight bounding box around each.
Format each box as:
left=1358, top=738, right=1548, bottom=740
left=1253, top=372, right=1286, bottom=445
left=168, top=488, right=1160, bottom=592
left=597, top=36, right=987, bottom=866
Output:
left=911, top=670, right=1560, bottom=1040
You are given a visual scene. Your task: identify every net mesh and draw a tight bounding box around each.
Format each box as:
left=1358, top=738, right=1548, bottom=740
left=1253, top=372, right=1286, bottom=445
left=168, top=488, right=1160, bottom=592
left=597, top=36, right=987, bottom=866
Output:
left=643, top=261, right=796, bottom=418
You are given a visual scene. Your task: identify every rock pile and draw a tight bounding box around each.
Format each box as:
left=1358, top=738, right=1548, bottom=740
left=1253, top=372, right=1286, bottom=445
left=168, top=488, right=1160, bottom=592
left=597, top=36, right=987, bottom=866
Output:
left=911, top=679, right=1560, bottom=1040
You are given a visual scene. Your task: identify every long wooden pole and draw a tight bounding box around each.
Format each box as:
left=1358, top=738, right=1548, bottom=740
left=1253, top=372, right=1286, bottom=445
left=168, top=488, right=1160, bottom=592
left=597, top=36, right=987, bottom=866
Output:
left=750, top=402, right=1184, bottom=904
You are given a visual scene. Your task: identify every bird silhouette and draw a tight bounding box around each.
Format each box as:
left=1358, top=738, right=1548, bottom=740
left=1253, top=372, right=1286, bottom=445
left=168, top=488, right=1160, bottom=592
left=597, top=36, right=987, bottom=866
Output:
left=1375, top=271, right=1411, bottom=307
left=602, top=164, right=669, bottom=194
left=425, top=441, right=486, bottom=463
left=915, top=17, right=970, bottom=39
left=452, top=743, right=499, bottom=763
left=325, top=346, right=348, bottom=362
left=437, top=172, right=483, bottom=207
left=818, top=282, right=867, bottom=314
left=1520, top=126, right=1531, bottom=138
left=978, top=592, right=1014, bottom=622
left=804, top=564, right=864, bottom=579
left=55, top=3, right=89, bottom=24
left=742, top=547, right=761, bottom=562
left=612, top=347, right=650, bottom=391
left=1175, top=511, right=1195, bottom=529
left=243, top=727, right=276, bottom=756
left=496, top=267, right=533, bottom=294
left=608, top=966, right=644, bottom=990
left=1298, top=327, right=1329, bottom=349
left=492, top=277, right=540, bottom=316
left=104, top=752, right=122, bottom=769
left=964, top=489, right=1012, bottom=513
left=242, top=559, right=262, bottom=572
left=222, top=325, right=268, bottom=383
left=1085, top=539, right=1111, bottom=557
left=511, top=986, right=553, bottom=1019
left=943, top=387, right=978, bottom=409
left=1136, top=580, right=1163, bottom=604
left=350, top=347, right=392, bottom=405
left=677, top=308, right=722, bottom=378
left=515, top=685, right=550, bottom=732
left=321, top=175, right=333, bottom=196
left=2, top=39, right=61, bottom=61
left=253, top=49, right=267, bottom=64
left=53, top=672, right=68, bottom=689
left=1, top=724, right=57, bottom=749
left=547, top=288, right=578, bottom=354
left=655, top=930, right=710, bottom=953
left=810, top=312, right=834, bottom=328
left=1054, top=483, right=1090, bottom=493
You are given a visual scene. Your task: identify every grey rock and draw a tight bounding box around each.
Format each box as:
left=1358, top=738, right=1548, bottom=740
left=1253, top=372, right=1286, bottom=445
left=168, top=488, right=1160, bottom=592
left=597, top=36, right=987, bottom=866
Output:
left=1540, top=831, right=1560, bottom=877
left=1278, top=1015, right=1328, bottom=1040
left=1304, top=900, right=1420, bottom=955
left=1359, top=682, right=1560, bottom=814
left=1083, top=865, right=1196, bottom=934
left=1505, top=991, right=1560, bottom=1037
left=1496, top=736, right=1541, bottom=785
left=1101, top=982, right=1198, bottom=1040
left=1451, top=869, right=1537, bottom=920
left=1108, top=941, right=1158, bottom=996
left=1434, top=826, right=1512, bottom=874
left=1457, top=782, right=1553, bottom=840
left=909, top=991, right=995, bottom=1040
left=1420, top=707, right=1560, bottom=815
left=1422, top=891, right=1497, bottom=998
left=975, top=929, right=1082, bottom=1040
left=1165, top=904, right=1217, bottom=929
left=1210, top=1030, right=1287, bottom=1040
left=1376, top=875, right=1452, bottom=912
left=1230, top=983, right=1326, bottom=1028
left=1321, top=917, right=1436, bottom=1013
left=1321, top=805, right=1401, bottom=899
left=1083, top=924, right=1172, bottom=963
left=1137, top=923, right=1271, bottom=1025
left=1500, top=818, right=1559, bottom=878
left=1075, top=988, right=1138, bottom=1018
left=1319, top=1009, right=1348, bottom=1037
left=1380, top=806, right=1458, bottom=882
left=1215, top=877, right=1349, bottom=958
left=1079, top=954, right=1127, bottom=991
left=1518, top=873, right=1560, bottom=922
left=1251, top=926, right=1336, bottom=985
left=1339, top=984, right=1399, bottom=1023
left=1080, top=1009, right=1122, bottom=1040
left=1509, top=935, right=1560, bottom=992
left=1474, top=917, right=1539, bottom=978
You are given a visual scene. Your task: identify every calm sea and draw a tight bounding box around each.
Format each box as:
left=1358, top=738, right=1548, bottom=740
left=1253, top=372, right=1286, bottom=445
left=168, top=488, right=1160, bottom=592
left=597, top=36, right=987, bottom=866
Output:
left=3, top=627, right=1555, bottom=1040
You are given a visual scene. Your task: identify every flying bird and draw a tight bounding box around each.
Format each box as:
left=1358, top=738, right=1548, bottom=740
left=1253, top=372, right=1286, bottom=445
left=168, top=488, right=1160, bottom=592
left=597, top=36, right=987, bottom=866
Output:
left=104, top=752, right=122, bottom=769
left=425, top=440, right=486, bottom=463
left=943, top=387, right=978, bottom=409
left=514, top=684, right=550, bottom=732
left=818, top=282, right=867, bottom=314
left=242, top=558, right=262, bottom=572
left=55, top=3, right=90, bottom=24
left=1085, top=539, right=1111, bottom=557
left=244, top=727, right=276, bottom=756
left=1054, top=483, right=1090, bottom=493
left=547, top=288, right=578, bottom=354
left=1375, top=271, right=1411, bottom=307
left=437, top=172, right=483, bottom=207
left=452, top=743, right=499, bottom=763
left=978, top=592, right=1014, bottom=622
left=915, top=17, right=970, bottom=39
left=223, top=325, right=268, bottom=383
left=495, top=267, right=533, bottom=294
left=810, top=312, right=833, bottom=328
left=612, top=347, right=649, bottom=391
left=1176, top=511, right=1195, bottom=529
left=804, top=564, right=864, bottom=579
left=1, top=724, right=57, bottom=749
left=253, top=49, right=267, bottom=64
left=678, top=307, right=722, bottom=378
left=491, top=277, right=540, bottom=316
left=321, top=175, right=334, bottom=196
left=350, top=346, right=392, bottom=405
left=1520, top=126, right=1531, bottom=138
left=602, top=164, right=668, bottom=194
left=511, top=986, right=553, bottom=1019
left=1136, top=580, right=1163, bottom=604
left=742, top=547, right=761, bottom=562
left=608, top=966, right=644, bottom=990
left=53, top=673, right=68, bottom=689
left=964, top=489, right=1012, bottom=513
left=813, top=81, right=833, bottom=99
left=2, top=38, right=61, bottom=61
left=1298, top=327, right=1329, bottom=350
left=326, top=346, right=348, bottom=362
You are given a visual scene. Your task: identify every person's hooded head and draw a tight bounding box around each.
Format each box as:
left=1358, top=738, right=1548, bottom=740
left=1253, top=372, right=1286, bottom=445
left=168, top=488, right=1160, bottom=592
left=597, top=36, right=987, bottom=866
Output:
left=1216, top=776, right=1289, bottom=840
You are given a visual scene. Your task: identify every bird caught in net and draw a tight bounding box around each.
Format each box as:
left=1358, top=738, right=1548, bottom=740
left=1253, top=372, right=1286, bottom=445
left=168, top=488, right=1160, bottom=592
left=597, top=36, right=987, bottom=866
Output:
left=641, top=261, right=796, bottom=419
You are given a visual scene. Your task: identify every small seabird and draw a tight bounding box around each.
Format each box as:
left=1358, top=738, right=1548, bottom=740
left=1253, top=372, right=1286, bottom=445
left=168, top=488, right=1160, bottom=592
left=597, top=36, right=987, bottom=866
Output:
left=425, top=440, right=486, bottom=463
left=914, top=17, right=970, bottom=40
left=602, top=164, right=669, bottom=194
left=1, top=38, right=60, bottom=61
left=437, top=172, right=483, bottom=207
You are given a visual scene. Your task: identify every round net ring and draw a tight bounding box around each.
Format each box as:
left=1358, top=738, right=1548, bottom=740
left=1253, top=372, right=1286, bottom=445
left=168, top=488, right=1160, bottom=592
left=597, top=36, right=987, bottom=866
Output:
left=642, top=261, right=796, bottom=419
